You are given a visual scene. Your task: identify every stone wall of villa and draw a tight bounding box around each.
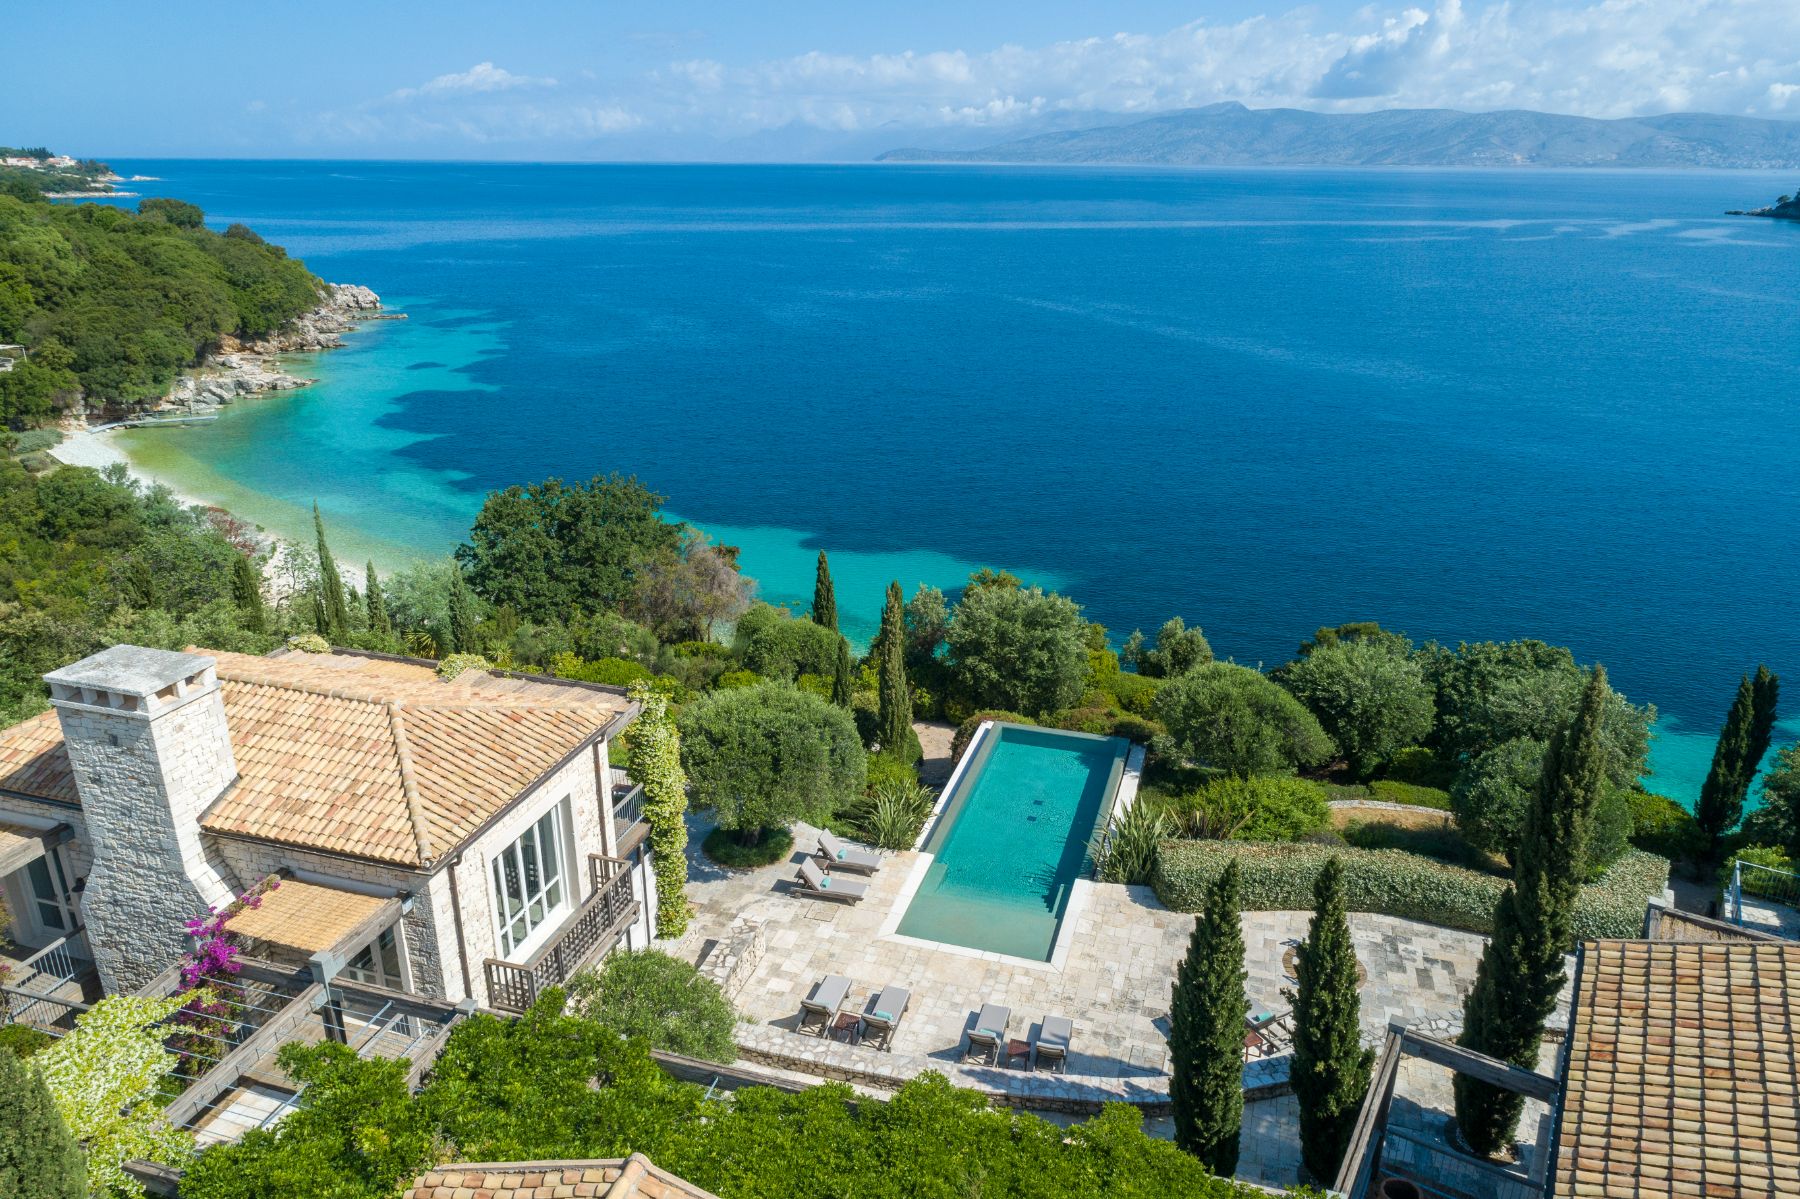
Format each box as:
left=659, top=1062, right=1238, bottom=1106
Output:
left=444, top=739, right=612, bottom=1009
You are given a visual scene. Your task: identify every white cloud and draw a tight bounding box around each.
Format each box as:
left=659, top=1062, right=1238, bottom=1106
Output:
left=310, top=1, right=1800, bottom=150
left=390, top=62, right=558, bottom=103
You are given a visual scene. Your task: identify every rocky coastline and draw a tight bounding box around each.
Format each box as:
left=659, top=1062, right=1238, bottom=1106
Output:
left=1725, top=197, right=1800, bottom=220
left=150, top=283, right=403, bottom=415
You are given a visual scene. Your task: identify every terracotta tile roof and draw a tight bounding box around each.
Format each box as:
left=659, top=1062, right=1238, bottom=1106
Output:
left=226, top=877, right=390, bottom=955
left=1555, top=938, right=1800, bottom=1199
left=0, top=709, right=77, bottom=804
left=406, top=1154, right=717, bottom=1199
left=0, top=649, right=633, bottom=868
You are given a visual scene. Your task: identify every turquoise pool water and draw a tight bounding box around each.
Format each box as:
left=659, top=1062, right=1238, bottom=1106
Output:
left=895, top=724, right=1128, bottom=962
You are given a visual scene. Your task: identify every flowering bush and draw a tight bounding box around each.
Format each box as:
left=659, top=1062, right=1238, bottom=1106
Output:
left=34, top=993, right=194, bottom=1196
left=172, top=875, right=281, bottom=1079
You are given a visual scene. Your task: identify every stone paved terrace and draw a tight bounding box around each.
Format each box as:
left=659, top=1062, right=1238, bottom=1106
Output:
left=670, top=815, right=1574, bottom=1088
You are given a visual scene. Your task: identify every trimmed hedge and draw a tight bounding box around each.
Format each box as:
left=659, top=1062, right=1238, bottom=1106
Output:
left=1366, top=780, right=1452, bottom=811
left=1153, top=841, right=1669, bottom=942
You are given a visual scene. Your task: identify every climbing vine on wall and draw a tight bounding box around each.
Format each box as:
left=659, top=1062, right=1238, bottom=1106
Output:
left=170, top=874, right=281, bottom=1081
left=627, top=681, right=690, bottom=938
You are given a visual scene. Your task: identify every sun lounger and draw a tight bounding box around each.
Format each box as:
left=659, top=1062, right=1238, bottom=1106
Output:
left=799, top=974, right=851, bottom=1036
left=816, top=829, right=882, bottom=874
left=795, top=858, right=868, bottom=903
left=966, top=1003, right=1011, bottom=1064
left=1034, top=1015, right=1073, bottom=1072
left=861, top=984, right=910, bottom=1051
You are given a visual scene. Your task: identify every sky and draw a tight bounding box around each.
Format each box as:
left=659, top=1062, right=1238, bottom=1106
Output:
left=6, top=0, right=1800, bottom=159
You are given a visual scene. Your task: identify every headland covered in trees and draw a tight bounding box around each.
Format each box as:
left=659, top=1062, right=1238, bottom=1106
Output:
left=0, top=181, right=392, bottom=435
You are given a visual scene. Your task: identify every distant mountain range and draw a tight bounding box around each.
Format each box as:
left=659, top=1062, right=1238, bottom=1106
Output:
left=876, top=103, right=1800, bottom=169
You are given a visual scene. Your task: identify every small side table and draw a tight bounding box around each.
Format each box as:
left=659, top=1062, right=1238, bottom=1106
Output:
left=1005, top=1038, right=1033, bottom=1069
left=831, top=1012, right=863, bottom=1045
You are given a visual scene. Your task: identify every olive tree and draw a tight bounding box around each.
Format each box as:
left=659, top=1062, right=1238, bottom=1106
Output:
left=1154, top=662, right=1335, bottom=776
left=946, top=582, right=1087, bottom=716
left=1280, top=637, right=1434, bottom=778
left=679, top=682, right=866, bottom=846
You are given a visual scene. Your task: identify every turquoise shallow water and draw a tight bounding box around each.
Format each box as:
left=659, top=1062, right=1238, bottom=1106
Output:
left=91, top=160, right=1800, bottom=807
left=897, top=725, right=1127, bottom=961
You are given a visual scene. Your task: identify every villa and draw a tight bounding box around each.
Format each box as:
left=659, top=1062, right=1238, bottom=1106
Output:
left=0, top=643, right=657, bottom=1016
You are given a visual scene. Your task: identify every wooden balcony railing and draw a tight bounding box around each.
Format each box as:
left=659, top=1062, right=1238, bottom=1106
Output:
left=484, top=855, right=639, bottom=1014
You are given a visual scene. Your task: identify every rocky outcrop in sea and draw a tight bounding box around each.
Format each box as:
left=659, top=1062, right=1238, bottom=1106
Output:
left=158, top=283, right=402, bottom=414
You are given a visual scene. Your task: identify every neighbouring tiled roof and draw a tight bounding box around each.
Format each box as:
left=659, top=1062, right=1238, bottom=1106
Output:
left=0, top=649, right=633, bottom=868
left=406, top=1154, right=718, bottom=1199
left=1555, top=938, right=1800, bottom=1199
left=0, top=709, right=78, bottom=804
left=226, top=877, right=390, bottom=955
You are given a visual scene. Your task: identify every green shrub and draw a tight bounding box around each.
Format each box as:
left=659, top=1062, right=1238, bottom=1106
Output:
left=1164, top=775, right=1330, bottom=843
left=435, top=653, right=491, bottom=680
left=668, top=640, right=730, bottom=659
left=566, top=950, right=737, bottom=1064
left=864, top=752, right=917, bottom=795
left=550, top=655, right=653, bottom=687
left=949, top=710, right=1036, bottom=765
left=1107, top=671, right=1164, bottom=717
left=701, top=825, right=794, bottom=868
left=286, top=633, right=330, bottom=654
left=714, top=669, right=761, bottom=690
left=1366, top=780, right=1452, bottom=811
left=1092, top=801, right=1171, bottom=884
left=1382, top=747, right=1455, bottom=788
left=838, top=772, right=938, bottom=850
left=1722, top=845, right=1795, bottom=896
left=1627, top=790, right=1703, bottom=862
left=1153, top=841, right=1669, bottom=941
left=0, top=1023, right=53, bottom=1058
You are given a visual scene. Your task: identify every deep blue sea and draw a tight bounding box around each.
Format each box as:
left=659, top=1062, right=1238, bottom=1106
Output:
left=95, top=161, right=1800, bottom=804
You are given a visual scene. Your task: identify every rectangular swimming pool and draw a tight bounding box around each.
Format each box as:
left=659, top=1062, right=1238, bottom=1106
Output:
left=894, top=723, right=1129, bottom=962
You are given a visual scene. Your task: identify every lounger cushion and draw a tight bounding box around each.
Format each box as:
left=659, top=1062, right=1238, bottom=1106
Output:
left=1039, top=1016, right=1073, bottom=1050
left=875, top=1009, right=895, bottom=1021
left=806, top=975, right=850, bottom=1010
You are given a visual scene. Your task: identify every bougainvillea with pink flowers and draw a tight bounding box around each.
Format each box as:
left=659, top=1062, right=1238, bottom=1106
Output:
left=170, top=874, right=282, bottom=1081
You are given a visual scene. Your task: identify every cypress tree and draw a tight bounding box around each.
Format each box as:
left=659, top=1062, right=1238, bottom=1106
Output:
left=0, top=1049, right=85, bottom=1199
left=1455, top=667, right=1610, bottom=1157
left=1288, top=856, right=1375, bottom=1183
left=1170, top=860, right=1248, bottom=1176
left=365, top=560, right=392, bottom=636
left=447, top=568, right=477, bottom=656
left=812, top=551, right=838, bottom=632
left=876, top=580, right=913, bottom=760
left=230, top=553, right=266, bottom=635
left=1697, top=674, right=1758, bottom=855
left=1748, top=665, right=1781, bottom=783
left=831, top=635, right=855, bottom=710
left=312, top=502, right=351, bottom=643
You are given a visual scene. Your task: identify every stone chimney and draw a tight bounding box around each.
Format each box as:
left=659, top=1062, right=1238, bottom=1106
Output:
left=46, top=646, right=241, bottom=992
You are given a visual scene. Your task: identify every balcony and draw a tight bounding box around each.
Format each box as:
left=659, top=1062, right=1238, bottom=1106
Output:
left=1726, top=859, right=1800, bottom=939
left=612, top=779, right=649, bottom=849
left=484, top=854, right=639, bottom=1013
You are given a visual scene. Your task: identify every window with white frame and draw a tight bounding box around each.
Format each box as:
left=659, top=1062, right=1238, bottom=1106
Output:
left=25, top=846, right=78, bottom=940
left=490, top=801, right=571, bottom=960
left=341, top=925, right=405, bottom=990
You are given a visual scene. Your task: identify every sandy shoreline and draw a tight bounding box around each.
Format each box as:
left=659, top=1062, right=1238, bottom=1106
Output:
left=49, top=425, right=215, bottom=513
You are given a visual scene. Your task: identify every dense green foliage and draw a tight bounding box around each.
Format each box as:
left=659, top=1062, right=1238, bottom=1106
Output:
left=1455, top=669, right=1611, bottom=1157
left=0, top=193, right=322, bottom=421
left=679, top=682, right=866, bottom=844
left=1756, top=743, right=1800, bottom=854
left=1279, top=636, right=1434, bottom=778
left=836, top=769, right=936, bottom=850
left=311, top=504, right=351, bottom=642
left=0, top=1024, right=55, bottom=1058
left=1122, top=616, right=1213, bottom=678
left=735, top=602, right=844, bottom=681
left=1157, top=775, right=1331, bottom=843
left=457, top=474, right=683, bottom=620
left=1154, top=663, right=1335, bottom=776
left=0, top=1047, right=85, bottom=1199
left=1153, top=841, right=1668, bottom=942
left=949, top=710, right=1037, bottom=764
left=567, top=950, right=737, bottom=1063
left=945, top=582, right=1088, bottom=716
left=810, top=550, right=837, bottom=631
left=1169, top=862, right=1247, bottom=1175
left=1696, top=667, right=1780, bottom=854
left=874, top=580, right=914, bottom=760
left=1364, top=779, right=1452, bottom=810
left=1450, top=737, right=1549, bottom=862
left=701, top=823, right=794, bottom=867
left=0, top=460, right=276, bottom=725
left=627, top=682, right=690, bottom=937
left=1287, top=859, right=1374, bottom=1184
left=181, top=991, right=1261, bottom=1199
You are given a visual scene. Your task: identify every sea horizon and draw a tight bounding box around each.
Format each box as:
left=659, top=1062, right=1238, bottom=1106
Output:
left=73, top=158, right=1800, bottom=807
